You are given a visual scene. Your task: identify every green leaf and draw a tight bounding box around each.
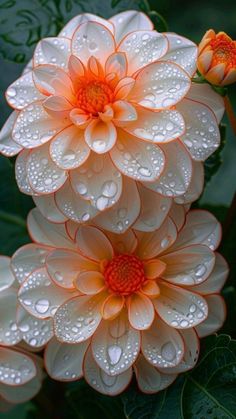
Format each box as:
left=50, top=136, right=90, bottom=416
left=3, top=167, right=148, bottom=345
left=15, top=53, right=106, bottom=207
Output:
left=204, top=123, right=227, bottom=184
left=148, top=10, right=168, bottom=32
left=122, top=335, right=236, bottom=419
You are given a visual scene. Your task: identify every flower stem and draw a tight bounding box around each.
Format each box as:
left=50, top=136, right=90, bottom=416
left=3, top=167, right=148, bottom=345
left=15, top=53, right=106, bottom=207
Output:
left=224, top=95, right=236, bottom=136
left=0, top=210, right=26, bottom=228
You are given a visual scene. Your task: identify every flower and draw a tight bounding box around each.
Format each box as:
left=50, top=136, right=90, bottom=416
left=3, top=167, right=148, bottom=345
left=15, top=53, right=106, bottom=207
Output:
left=8, top=207, right=227, bottom=395
left=198, top=30, right=236, bottom=86
left=0, top=11, right=224, bottom=232
left=0, top=256, right=43, bottom=405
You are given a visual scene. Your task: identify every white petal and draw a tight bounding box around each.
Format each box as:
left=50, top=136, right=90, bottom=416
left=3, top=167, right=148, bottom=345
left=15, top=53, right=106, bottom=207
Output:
left=75, top=225, right=114, bottom=261
left=33, top=37, right=71, bottom=69
left=170, top=210, right=222, bottom=251
left=153, top=281, right=208, bottom=328
left=54, top=294, right=105, bottom=343
left=0, top=111, right=22, bottom=157
left=94, top=177, right=140, bottom=234
left=186, top=82, right=225, bottom=123
left=128, top=293, right=155, bottom=330
left=85, top=120, right=117, bottom=154
left=134, top=354, right=177, bottom=394
left=177, top=98, right=220, bottom=161
left=11, top=243, right=51, bottom=284
left=33, top=194, right=68, bottom=223
left=162, top=33, right=197, bottom=76
left=141, top=317, right=184, bottom=368
left=22, top=59, right=33, bottom=75
left=0, top=347, right=36, bottom=386
left=0, top=256, right=15, bottom=291
left=27, top=208, right=76, bottom=249
left=105, top=230, right=138, bottom=254
left=70, top=153, right=122, bottom=211
left=0, top=288, right=21, bottom=346
left=110, top=11, right=153, bottom=43
left=143, top=140, right=192, bottom=197
left=59, top=13, right=114, bottom=38
left=124, top=106, right=185, bottom=143
left=55, top=179, right=99, bottom=223
left=12, top=102, right=68, bottom=148
left=195, top=295, right=226, bottom=337
left=174, top=161, right=204, bottom=205
left=118, top=31, right=168, bottom=75
left=16, top=306, right=53, bottom=348
left=135, top=217, right=178, bottom=259
left=15, top=150, right=35, bottom=195
left=49, top=125, right=90, bottom=170
left=0, top=375, right=41, bottom=404
left=72, top=21, right=115, bottom=65
left=6, top=71, right=44, bottom=110
left=168, top=202, right=186, bottom=232
left=18, top=267, right=71, bottom=319
left=129, top=62, right=190, bottom=110
left=105, top=53, right=127, bottom=79
left=45, top=337, right=89, bottom=381
left=84, top=347, right=132, bottom=395
left=190, top=253, right=229, bottom=294
left=91, top=314, right=140, bottom=375
left=110, top=129, right=165, bottom=182
left=27, top=143, right=67, bottom=194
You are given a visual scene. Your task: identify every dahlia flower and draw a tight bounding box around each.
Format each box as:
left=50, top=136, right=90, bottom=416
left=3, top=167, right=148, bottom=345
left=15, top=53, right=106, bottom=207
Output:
left=198, top=30, right=236, bottom=86
left=7, top=207, right=227, bottom=395
left=0, top=257, right=43, bottom=405
left=0, top=11, right=224, bottom=231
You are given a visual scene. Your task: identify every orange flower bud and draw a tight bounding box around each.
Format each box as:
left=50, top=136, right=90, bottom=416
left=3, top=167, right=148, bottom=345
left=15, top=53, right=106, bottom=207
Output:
left=198, top=29, right=236, bottom=86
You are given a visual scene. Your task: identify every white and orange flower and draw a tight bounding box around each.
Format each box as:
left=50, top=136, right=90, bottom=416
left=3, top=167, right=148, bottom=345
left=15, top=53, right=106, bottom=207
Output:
left=0, top=257, right=43, bottom=406
left=7, top=207, right=227, bottom=395
left=0, top=11, right=224, bottom=231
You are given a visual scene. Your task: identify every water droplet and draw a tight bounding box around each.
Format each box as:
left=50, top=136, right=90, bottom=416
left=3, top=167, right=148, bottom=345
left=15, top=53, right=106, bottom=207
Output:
left=107, top=345, right=122, bottom=365
left=161, top=342, right=176, bottom=362
left=102, top=181, right=117, bottom=198
left=35, top=299, right=49, bottom=314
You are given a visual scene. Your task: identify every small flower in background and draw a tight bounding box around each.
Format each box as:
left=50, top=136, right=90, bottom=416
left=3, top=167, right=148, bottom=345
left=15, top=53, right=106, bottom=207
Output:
left=4, top=206, right=227, bottom=395
left=198, top=29, right=236, bottom=86
left=0, top=11, right=225, bottom=233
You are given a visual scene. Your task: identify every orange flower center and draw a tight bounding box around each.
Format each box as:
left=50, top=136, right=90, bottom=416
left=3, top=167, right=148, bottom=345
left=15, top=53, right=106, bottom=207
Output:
left=104, top=254, right=146, bottom=296
left=76, top=80, right=114, bottom=115
left=210, top=34, right=236, bottom=69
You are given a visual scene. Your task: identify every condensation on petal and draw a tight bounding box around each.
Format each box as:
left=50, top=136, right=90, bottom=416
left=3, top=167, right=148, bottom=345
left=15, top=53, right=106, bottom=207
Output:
left=16, top=306, right=53, bottom=348
left=0, top=256, right=15, bottom=292
left=15, top=150, right=36, bottom=195
left=33, top=194, right=68, bottom=223
left=162, top=33, right=197, bottom=76
left=0, top=111, right=22, bottom=157
left=59, top=13, right=114, bottom=38
left=109, top=11, right=153, bottom=43
left=0, top=288, right=21, bottom=346
left=6, top=71, right=44, bottom=110
left=0, top=347, right=36, bottom=386
left=33, top=37, right=71, bottom=69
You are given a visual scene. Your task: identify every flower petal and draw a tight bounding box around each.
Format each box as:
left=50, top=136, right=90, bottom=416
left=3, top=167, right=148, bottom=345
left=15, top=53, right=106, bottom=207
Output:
left=75, top=271, right=105, bottom=295
left=33, top=65, right=74, bottom=99
left=162, top=33, right=197, bottom=76
left=195, top=295, right=226, bottom=337
left=134, top=354, right=177, bottom=394
left=72, top=21, right=115, bottom=65
left=94, top=177, right=140, bottom=234
left=190, top=253, right=229, bottom=294
left=124, top=106, right=185, bottom=143
left=127, top=292, right=155, bottom=330
left=118, top=31, right=168, bottom=75
left=75, top=225, right=114, bottom=261
left=18, top=267, right=71, bottom=319
left=11, top=243, right=51, bottom=285
left=45, top=337, right=89, bottom=381
left=27, top=208, right=76, bottom=249
left=174, top=161, right=204, bottom=205
left=70, top=153, right=122, bottom=211
left=112, top=100, right=137, bottom=123
left=16, top=306, right=53, bottom=348
left=12, top=101, right=68, bottom=148
left=54, top=293, right=105, bottom=343
left=33, top=194, right=68, bottom=223
left=135, top=217, right=178, bottom=259
left=105, top=230, right=138, bottom=254
left=59, top=13, right=114, bottom=38
left=110, top=11, right=153, bottom=43
left=6, top=71, right=44, bottom=110
left=33, top=37, right=71, bottom=69
left=105, top=52, right=127, bottom=79
left=128, top=61, right=190, bottom=110
left=27, top=143, right=67, bottom=194
left=85, top=120, right=117, bottom=154
left=0, top=375, right=41, bottom=404
left=46, top=249, right=98, bottom=289
left=84, top=347, right=132, bottom=395
left=170, top=210, right=222, bottom=251
left=101, top=294, right=125, bottom=320
left=186, top=82, right=224, bottom=123
left=92, top=314, right=140, bottom=375
left=153, top=281, right=208, bottom=328
left=15, top=150, right=35, bottom=195
left=144, top=259, right=166, bottom=280
left=168, top=202, right=186, bottom=232
left=0, top=256, right=15, bottom=291
left=140, top=280, right=160, bottom=298
left=177, top=98, right=220, bottom=161
left=0, top=111, right=22, bottom=157
left=141, top=317, right=184, bottom=368
left=55, top=179, right=99, bottom=223
left=0, top=347, right=36, bottom=386
left=160, top=244, right=215, bottom=286
left=133, top=185, right=172, bottom=232
left=110, top=129, right=165, bottom=182
left=0, top=288, right=21, bottom=346
left=49, top=125, right=90, bottom=170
